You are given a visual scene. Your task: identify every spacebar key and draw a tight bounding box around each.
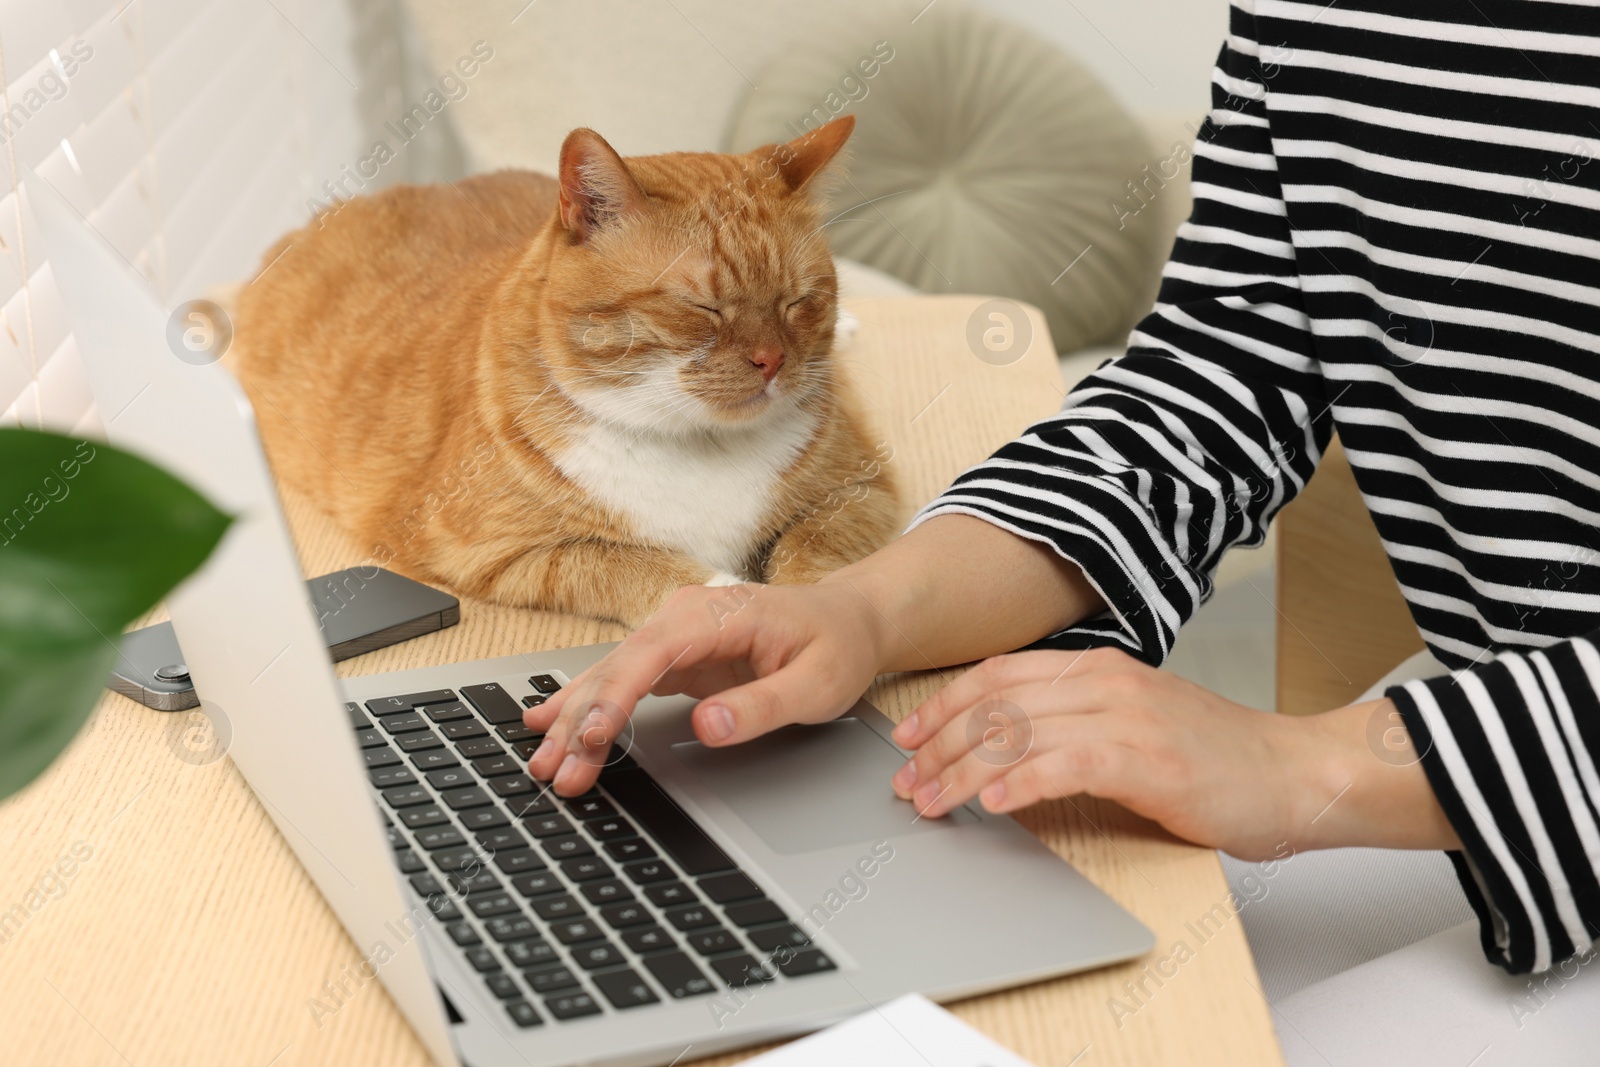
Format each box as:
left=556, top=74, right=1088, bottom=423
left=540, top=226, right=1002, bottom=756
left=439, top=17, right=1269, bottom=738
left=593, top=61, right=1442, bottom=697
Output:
left=599, top=766, right=734, bottom=876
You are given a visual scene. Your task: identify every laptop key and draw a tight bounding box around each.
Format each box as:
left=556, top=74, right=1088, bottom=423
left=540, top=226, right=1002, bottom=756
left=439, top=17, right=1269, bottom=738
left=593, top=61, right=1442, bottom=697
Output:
left=521, top=693, right=546, bottom=709
left=368, top=765, right=416, bottom=789
left=468, top=893, right=522, bottom=919
left=472, top=755, right=522, bottom=778
left=505, top=1000, right=543, bottom=1028
left=465, top=947, right=501, bottom=973
left=600, top=765, right=735, bottom=876
left=397, top=732, right=443, bottom=753
left=686, top=928, right=740, bottom=957
left=498, top=722, right=538, bottom=743
left=409, top=873, right=446, bottom=897
left=523, top=814, right=573, bottom=838
left=606, top=839, right=657, bottom=864
left=388, top=689, right=457, bottom=712
left=622, top=926, right=675, bottom=954
left=592, top=968, right=660, bottom=1009
left=664, top=905, right=719, bottom=932
left=355, top=728, right=387, bottom=749
left=459, top=808, right=509, bottom=832
left=400, top=805, right=449, bottom=830
left=462, top=683, right=525, bottom=725
left=566, top=797, right=617, bottom=821
left=585, top=816, right=635, bottom=841
left=542, top=835, right=594, bottom=862
left=709, top=954, right=774, bottom=988
left=441, top=719, right=488, bottom=742
left=364, top=696, right=414, bottom=717
left=645, top=882, right=695, bottom=908
left=511, top=871, right=563, bottom=897
left=622, top=859, right=673, bottom=884
left=495, top=850, right=546, bottom=876
left=773, top=947, right=837, bottom=978
left=440, top=787, right=492, bottom=811
left=561, top=857, right=612, bottom=882
left=415, top=826, right=466, bottom=851
left=383, top=785, right=432, bottom=808
left=572, top=940, right=626, bottom=971
left=747, top=923, right=810, bottom=952
left=433, top=847, right=490, bottom=876
left=476, top=828, right=527, bottom=853
left=550, top=920, right=603, bottom=945
left=424, top=895, right=462, bottom=922
left=503, top=938, right=558, bottom=968
left=643, top=952, right=716, bottom=999
left=411, top=750, right=459, bottom=772
left=507, top=793, right=557, bottom=819
left=346, top=702, right=372, bottom=729
left=698, top=872, right=762, bottom=904
left=582, top=880, right=632, bottom=906
left=446, top=921, right=481, bottom=947
left=724, top=899, right=787, bottom=928
left=449, top=870, right=503, bottom=897
left=525, top=964, right=580, bottom=993
left=511, top=739, right=540, bottom=759
left=599, top=902, right=651, bottom=929
left=365, top=747, right=402, bottom=770
left=529, top=674, right=562, bottom=695
left=485, top=973, right=521, bottom=999
left=426, top=767, right=474, bottom=790
left=381, top=712, right=429, bottom=735
left=490, top=774, right=537, bottom=798
left=423, top=700, right=472, bottom=723
left=386, top=825, right=406, bottom=850
left=531, top=894, right=584, bottom=921
left=457, top=737, right=505, bottom=760
left=485, top=915, right=539, bottom=942
left=543, top=991, right=602, bottom=1021
left=396, top=849, right=426, bottom=874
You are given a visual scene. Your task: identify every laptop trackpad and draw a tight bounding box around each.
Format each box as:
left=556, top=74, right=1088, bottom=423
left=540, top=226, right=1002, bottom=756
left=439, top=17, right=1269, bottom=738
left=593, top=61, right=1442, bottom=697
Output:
left=670, top=717, right=971, bottom=855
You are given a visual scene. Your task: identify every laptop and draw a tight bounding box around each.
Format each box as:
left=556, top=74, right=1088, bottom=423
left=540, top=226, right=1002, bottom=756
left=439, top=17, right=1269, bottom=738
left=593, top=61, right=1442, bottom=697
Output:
left=29, top=170, right=1152, bottom=1066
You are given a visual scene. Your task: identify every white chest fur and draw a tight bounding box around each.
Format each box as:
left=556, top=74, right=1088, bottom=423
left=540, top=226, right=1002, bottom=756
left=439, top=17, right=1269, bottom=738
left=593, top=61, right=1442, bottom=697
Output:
left=554, top=405, right=819, bottom=577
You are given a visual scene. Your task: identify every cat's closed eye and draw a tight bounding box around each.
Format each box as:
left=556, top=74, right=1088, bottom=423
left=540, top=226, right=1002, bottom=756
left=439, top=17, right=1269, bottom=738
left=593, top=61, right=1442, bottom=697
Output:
left=693, top=304, right=724, bottom=321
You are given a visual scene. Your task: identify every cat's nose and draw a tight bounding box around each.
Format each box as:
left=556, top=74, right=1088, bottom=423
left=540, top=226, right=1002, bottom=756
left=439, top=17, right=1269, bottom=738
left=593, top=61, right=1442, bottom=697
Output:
left=749, top=346, right=785, bottom=384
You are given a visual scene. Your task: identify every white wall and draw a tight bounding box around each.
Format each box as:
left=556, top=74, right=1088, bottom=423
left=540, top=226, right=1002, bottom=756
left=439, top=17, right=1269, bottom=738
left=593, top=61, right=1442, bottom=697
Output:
left=972, top=0, right=1231, bottom=124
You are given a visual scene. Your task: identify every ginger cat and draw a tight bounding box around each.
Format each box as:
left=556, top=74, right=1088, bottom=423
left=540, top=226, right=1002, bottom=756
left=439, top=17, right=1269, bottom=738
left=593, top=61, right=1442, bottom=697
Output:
left=235, top=117, right=899, bottom=626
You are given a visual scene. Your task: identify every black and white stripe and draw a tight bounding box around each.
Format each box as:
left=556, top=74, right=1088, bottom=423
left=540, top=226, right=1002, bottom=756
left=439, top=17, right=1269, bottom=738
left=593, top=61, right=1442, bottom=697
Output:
left=911, top=0, right=1600, bottom=974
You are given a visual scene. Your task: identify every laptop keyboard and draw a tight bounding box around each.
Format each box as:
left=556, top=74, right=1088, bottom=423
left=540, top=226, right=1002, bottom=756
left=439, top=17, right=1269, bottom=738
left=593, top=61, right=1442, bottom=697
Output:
left=348, top=675, right=837, bottom=1030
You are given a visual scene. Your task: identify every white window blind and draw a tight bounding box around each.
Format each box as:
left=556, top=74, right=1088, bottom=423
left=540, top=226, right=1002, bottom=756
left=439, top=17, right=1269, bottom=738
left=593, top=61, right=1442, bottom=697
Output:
left=0, top=0, right=367, bottom=435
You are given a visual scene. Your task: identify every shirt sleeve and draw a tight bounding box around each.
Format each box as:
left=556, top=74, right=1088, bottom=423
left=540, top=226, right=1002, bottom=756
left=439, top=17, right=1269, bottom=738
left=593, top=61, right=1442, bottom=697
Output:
left=1389, top=635, right=1600, bottom=975
left=908, top=8, right=1329, bottom=665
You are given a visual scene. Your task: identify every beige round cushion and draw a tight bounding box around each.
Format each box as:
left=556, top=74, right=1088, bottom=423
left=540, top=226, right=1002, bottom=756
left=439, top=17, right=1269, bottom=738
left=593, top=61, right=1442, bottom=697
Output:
left=726, top=4, right=1169, bottom=354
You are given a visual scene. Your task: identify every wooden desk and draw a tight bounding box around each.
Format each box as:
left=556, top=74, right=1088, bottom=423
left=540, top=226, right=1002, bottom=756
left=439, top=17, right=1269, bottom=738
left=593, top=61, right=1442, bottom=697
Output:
left=0, top=297, right=1282, bottom=1066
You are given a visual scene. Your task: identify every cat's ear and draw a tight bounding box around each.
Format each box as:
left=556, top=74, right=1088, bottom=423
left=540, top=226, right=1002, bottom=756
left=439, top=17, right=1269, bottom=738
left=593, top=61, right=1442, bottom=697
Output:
left=557, top=128, right=647, bottom=242
left=771, top=115, right=855, bottom=194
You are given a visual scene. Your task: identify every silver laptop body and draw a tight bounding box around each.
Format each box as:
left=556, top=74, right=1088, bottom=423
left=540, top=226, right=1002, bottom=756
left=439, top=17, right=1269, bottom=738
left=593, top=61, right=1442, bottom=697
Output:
left=31, top=171, right=1152, bottom=1067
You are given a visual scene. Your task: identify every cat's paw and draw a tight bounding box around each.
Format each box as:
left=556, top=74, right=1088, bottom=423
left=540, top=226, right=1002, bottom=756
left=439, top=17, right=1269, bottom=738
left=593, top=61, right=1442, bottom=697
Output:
left=704, top=571, right=748, bottom=587
left=833, top=307, right=860, bottom=349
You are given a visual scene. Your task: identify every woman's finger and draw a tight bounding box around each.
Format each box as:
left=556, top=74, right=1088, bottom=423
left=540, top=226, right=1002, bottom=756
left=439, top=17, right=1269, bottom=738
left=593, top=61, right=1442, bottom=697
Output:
left=892, top=648, right=1098, bottom=749
left=529, top=584, right=765, bottom=791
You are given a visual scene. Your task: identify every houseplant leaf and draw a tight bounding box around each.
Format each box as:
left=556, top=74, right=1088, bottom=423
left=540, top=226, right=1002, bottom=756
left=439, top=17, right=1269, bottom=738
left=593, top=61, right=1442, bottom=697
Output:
left=0, top=427, right=231, bottom=799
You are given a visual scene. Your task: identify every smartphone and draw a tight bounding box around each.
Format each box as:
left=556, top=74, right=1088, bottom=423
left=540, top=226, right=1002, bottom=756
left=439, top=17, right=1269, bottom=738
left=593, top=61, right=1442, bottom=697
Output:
left=109, top=567, right=461, bottom=711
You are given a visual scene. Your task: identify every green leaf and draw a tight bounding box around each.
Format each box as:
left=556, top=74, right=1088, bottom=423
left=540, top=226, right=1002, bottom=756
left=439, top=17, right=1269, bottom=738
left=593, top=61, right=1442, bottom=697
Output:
left=0, top=428, right=232, bottom=799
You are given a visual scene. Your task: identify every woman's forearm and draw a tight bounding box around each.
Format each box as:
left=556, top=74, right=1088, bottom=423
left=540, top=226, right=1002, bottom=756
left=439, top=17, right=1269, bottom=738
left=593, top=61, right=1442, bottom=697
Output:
left=821, top=514, right=1105, bottom=674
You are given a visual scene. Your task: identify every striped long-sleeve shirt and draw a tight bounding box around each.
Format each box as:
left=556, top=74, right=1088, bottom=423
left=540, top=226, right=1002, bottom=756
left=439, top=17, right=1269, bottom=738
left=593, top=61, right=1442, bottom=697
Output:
left=911, top=0, right=1600, bottom=975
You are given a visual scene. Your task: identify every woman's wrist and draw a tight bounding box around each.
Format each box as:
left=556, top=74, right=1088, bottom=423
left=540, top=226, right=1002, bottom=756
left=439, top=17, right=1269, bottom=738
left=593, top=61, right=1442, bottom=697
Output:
left=821, top=514, right=1106, bottom=677
left=1290, top=698, right=1462, bottom=852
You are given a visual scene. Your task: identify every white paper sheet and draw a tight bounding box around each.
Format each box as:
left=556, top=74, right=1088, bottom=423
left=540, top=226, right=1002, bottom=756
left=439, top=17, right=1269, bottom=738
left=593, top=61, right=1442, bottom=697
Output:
left=745, top=994, right=1040, bottom=1067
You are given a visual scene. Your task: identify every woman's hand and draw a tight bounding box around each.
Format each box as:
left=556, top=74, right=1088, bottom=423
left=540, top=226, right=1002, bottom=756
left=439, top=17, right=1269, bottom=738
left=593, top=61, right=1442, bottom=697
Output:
left=524, top=579, right=889, bottom=794
left=890, top=647, right=1461, bottom=860
left=523, top=514, right=1106, bottom=795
